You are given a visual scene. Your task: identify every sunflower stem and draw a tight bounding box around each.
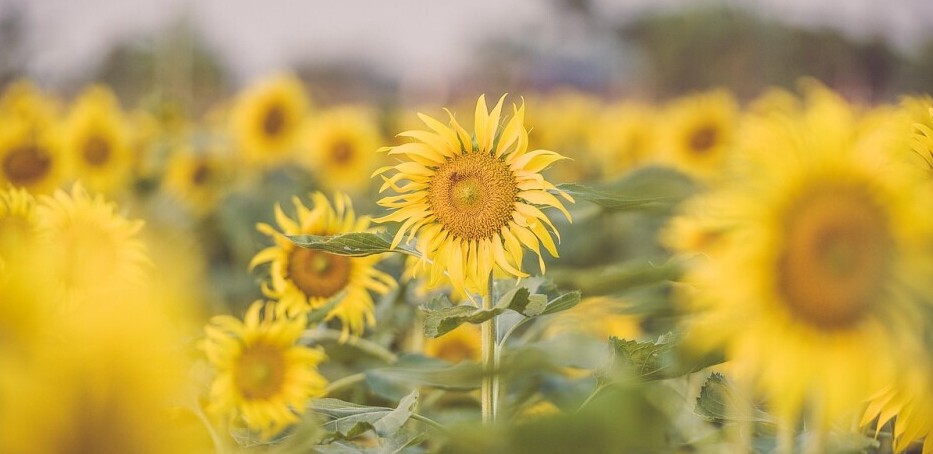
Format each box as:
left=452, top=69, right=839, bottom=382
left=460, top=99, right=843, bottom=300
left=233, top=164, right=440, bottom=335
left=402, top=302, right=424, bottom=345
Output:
left=324, top=372, right=367, bottom=395
left=481, top=273, right=499, bottom=424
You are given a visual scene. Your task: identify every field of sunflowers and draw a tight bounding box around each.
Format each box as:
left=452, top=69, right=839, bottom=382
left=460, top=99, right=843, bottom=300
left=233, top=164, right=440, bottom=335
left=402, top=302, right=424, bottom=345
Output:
left=4, top=15, right=933, bottom=452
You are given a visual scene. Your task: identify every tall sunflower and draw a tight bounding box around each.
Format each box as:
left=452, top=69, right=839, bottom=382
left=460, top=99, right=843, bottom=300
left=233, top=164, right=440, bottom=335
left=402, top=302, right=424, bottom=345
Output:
left=671, top=90, right=933, bottom=432
left=374, top=95, right=573, bottom=296
left=251, top=192, right=396, bottom=338
left=658, top=90, right=737, bottom=182
left=203, top=300, right=327, bottom=439
left=231, top=73, right=308, bottom=167
left=34, top=184, right=149, bottom=306
left=302, top=106, right=383, bottom=194
left=63, top=86, right=134, bottom=196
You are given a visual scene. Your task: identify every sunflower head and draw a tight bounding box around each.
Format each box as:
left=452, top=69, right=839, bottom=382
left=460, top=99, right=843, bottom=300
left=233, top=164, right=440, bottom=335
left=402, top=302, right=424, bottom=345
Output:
left=672, top=88, right=933, bottom=429
left=231, top=73, right=308, bottom=166
left=424, top=324, right=481, bottom=363
left=302, top=106, right=383, bottom=193
left=251, top=192, right=396, bottom=338
left=0, top=116, right=64, bottom=194
left=374, top=95, right=573, bottom=296
left=34, top=184, right=149, bottom=306
left=63, top=85, right=133, bottom=195
left=658, top=89, right=737, bottom=181
left=203, top=301, right=327, bottom=439
left=588, top=101, right=657, bottom=180
left=162, top=144, right=233, bottom=216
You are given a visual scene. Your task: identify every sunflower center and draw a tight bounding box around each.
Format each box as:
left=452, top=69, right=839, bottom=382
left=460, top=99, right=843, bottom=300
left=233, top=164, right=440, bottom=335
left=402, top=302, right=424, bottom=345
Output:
left=287, top=248, right=351, bottom=299
left=427, top=153, right=518, bottom=241
left=331, top=140, right=354, bottom=165
left=777, top=187, right=891, bottom=328
left=83, top=135, right=111, bottom=166
left=688, top=125, right=718, bottom=153
left=2, top=144, right=51, bottom=186
left=262, top=105, right=287, bottom=137
left=191, top=162, right=211, bottom=186
left=234, top=342, right=286, bottom=400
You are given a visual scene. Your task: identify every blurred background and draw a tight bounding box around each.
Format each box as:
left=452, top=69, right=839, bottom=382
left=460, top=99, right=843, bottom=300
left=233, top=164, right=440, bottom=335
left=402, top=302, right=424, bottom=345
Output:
left=4, top=0, right=933, bottom=109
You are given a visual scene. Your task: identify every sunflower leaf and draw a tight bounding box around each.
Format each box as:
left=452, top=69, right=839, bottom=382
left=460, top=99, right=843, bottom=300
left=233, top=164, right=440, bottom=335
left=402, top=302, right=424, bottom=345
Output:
left=306, top=290, right=346, bottom=325
left=554, top=166, right=696, bottom=213
left=288, top=231, right=420, bottom=257
left=311, top=390, right=419, bottom=441
left=601, top=333, right=724, bottom=383
left=696, top=373, right=773, bottom=424
left=541, top=290, right=582, bottom=315
left=422, top=287, right=549, bottom=338
left=365, top=354, right=483, bottom=398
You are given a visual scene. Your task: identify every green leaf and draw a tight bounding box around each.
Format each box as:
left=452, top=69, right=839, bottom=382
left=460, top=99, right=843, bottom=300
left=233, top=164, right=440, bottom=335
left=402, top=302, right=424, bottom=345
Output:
left=554, top=166, right=697, bottom=213
left=306, top=290, right=346, bottom=325
left=541, top=290, right=582, bottom=315
left=421, top=287, right=549, bottom=338
left=549, top=259, right=682, bottom=298
left=288, top=231, right=420, bottom=257
left=311, top=390, right=419, bottom=440
left=695, top=373, right=772, bottom=424
left=365, top=354, right=483, bottom=399
left=602, top=333, right=724, bottom=382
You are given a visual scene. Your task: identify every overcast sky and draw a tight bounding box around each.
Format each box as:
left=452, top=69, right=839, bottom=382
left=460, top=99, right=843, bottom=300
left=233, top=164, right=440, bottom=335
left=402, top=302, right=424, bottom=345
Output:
left=5, top=0, right=933, bottom=88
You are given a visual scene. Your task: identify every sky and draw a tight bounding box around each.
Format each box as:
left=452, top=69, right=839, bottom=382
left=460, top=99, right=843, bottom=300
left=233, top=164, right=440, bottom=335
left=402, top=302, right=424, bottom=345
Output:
left=5, top=0, right=933, bottom=88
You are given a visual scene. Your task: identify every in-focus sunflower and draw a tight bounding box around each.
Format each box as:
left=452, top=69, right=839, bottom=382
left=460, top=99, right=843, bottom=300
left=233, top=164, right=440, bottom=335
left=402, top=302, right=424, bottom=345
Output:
left=374, top=95, right=573, bottom=296
left=671, top=90, right=933, bottom=431
left=251, top=192, right=396, bottom=337
left=231, top=73, right=308, bottom=167
left=658, top=90, right=737, bottom=181
left=203, top=301, right=327, bottom=439
left=34, top=184, right=149, bottom=306
left=0, top=116, right=64, bottom=194
left=63, top=86, right=134, bottom=195
left=302, top=106, right=382, bottom=193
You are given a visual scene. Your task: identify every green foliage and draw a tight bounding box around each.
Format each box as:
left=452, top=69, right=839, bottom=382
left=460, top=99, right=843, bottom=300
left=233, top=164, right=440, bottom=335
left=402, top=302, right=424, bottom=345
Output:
left=289, top=231, right=420, bottom=257
left=311, top=390, right=420, bottom=441
left=555, top=166, right=697, bottom=214
left=601, top=333, right=724, bottom=383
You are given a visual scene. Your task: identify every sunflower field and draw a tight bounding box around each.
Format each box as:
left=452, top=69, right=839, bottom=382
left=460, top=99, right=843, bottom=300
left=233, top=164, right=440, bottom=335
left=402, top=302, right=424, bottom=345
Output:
left=4, top=4, right=933, bottom=454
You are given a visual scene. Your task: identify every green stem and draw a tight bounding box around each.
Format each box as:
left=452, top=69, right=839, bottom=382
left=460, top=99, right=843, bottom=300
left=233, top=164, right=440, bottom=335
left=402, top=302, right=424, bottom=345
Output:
left=300, top=329, right=399, bottom=364
left=324, top=372, right=367, bottom=395
left=410, top=413, right=448, bottom=434
left=480, top=273, right=499, bottom=424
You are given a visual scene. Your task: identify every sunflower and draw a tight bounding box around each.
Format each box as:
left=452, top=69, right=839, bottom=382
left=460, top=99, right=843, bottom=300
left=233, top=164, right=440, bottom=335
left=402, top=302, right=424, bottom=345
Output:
left=0, top=79, right=60, bottom=126
left=0, top=116, right=64, bottom=194
left=34, top=184, right=149, bottom=306
left=861, top=364, right=933, bottom=453
left=542, top=296, right=642, bottom=342
left=162, top=144, right=233, bottom=216
left=203, top=300, right=327, bottom=439
left=251, top=192, right=396, bottom=338
left=657, top=90, right=737, bottom=181
left=424, top=324, right=481, bottom=363
left=671, top=90, right=933, bottom=432
left=588, top=101, right=657, bottom=180
left=63, top=86, right=134, bottom=195
left=902, top=96, right=933, bottom=173
left=231, top=73, right=308, bottom=167
left=302, top=106, right=383, bottom=194
left=374, top=95, right=573, bottom=297
left=0, top=187, right=45, bottom=353
left=525, top=90, right=602, bottom=182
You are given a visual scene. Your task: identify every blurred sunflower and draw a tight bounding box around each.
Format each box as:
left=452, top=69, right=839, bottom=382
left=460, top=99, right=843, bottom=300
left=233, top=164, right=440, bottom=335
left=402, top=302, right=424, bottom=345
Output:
left=162, top=145, right=233, bottom=216
left=251, top=192, right=396, bottom=338
left=35, top=184, right=149, bottom=306
left=861, top=364, right=933, bottom=454
left=203, top=301, right=327, bottom=439
left=0, top=298, right=203, bottom=454
left=63, top=86, right=134, bottom=195
left=588, top=101, right=657, bottom=180
left=525, top=90, right=602, bottom=182
left=231, top=73, right=308, bottom=167
left=0, top=79, right=60, bottom=126
left=0, top=116, right=64, bottom=194
left=902, top=96, right=933, bottom=173
left=0, top=187, right=45, bottom=353
left=374, top=95, right=573, bottom=296
left=424, top=324, right=481, bottom=363
left=303, top=106, right=382, bottom=194
left=673, top=92, right=933, bottom=431
left=542, top=296, right=642, bottom=342
left=658, top=90, right=737, bottom=181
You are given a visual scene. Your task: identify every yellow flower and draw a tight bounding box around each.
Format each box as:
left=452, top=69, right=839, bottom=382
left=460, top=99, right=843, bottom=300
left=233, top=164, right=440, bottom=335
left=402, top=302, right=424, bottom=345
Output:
left=424, top=324, right=481, bottom=363
left=525, top=90, right=603, bottom=182
left=162, top=144, right=233, bottom=216
left=861, top=364, right=933, bottom=454
left=231, top=73, right=308, bottom=166
left=251, top=192, right=396, bottom=337
left=203, top=301, right=327, bottom=439
left=0, top=187, right=45, bottom=353
left=0, top=293, right=203, bottom=454
left=34, top=184, right=149, bottom=306
left=657, top=89, right=737, bottom=181
left=375, top=95, right=573, bottom=296
left=542, top=296, right=642, bottom=342
left=302, top=106, right=383, bottom=194
left=672, top=89, right=933, bottom=431
left=0, top=116, right=64, bottom=194
left=587, top=101, right=657, bottom=180
left=63, top=85, right=134, bottom=195
left=0, top=79, right=60, bottom=126
left=902, top=95, right=933, bottom=173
